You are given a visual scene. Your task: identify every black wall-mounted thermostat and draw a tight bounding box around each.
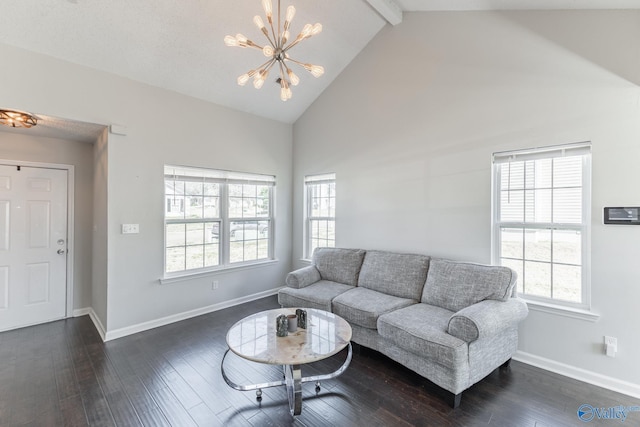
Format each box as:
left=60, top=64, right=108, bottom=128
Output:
left=604, top=207, right=640, bottom=225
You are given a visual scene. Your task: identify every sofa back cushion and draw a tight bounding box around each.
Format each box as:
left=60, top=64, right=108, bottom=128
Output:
left=421, top=259, right=517, bottom=312
left=313, top=248, right=366, bottom=287
left=358, top=251, right=430, bottom=300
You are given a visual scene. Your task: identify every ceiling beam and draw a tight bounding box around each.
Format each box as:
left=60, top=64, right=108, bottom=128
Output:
left=366, top=0, right=403, bottom=25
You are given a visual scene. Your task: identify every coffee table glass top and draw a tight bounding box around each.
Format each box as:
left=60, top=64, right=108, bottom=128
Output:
left=226, top=308, right=352, bottom=366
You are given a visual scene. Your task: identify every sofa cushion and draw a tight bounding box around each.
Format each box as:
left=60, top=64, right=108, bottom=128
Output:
left=332, top=287, right=416, bottom=330
left=278, top=280, right=354, bottom=312
left=313, top=248, right=366, bottom=287
left=421, top=259, right=517, bottom=312
left=357, top=251, right=430, bottom=300
left=377, top=303, right=467, bottom=370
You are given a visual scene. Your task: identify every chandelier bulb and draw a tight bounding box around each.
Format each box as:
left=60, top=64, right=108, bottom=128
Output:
left=287, top=69, right=300, bottom=86
left=253, top=15, right=265, bottom=31
left=236, top=33, right=248, bottom=47
left=300, top=24, right=313, bottom=39
left=311, top=23, right=323, bottom=36
left=282, top=30, right=290, bottom=45
left=284, top=5, right=296, bottom=29
left=237, top=73, right=250, bottom=86
left=304, top=63, right=324, bottom=78
left=262, top=0, right=273, bottom=21
left=224, top=35, right=237, bottom=47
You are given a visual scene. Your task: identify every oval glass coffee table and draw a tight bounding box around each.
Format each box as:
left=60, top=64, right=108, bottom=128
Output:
left=221, top=308, right=352, bottom=416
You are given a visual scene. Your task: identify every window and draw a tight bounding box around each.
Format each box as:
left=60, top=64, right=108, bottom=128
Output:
left=305, top=173, right=336, bottom=258
left=164, top=165, right=275, bottom=276
left=492, top=143, right=591, bottom=308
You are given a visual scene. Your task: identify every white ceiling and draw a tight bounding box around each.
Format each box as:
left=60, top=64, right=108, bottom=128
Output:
left=1, top=0, right=640, bottom=128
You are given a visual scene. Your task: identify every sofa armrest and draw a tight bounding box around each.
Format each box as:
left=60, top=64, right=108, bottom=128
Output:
left=447, top=298, right=528, bottom=343
left=285, top=265, right=322, bottom=289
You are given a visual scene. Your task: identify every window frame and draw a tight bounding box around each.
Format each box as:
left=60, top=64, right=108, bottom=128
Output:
left=491, top=142, right=592, bottom=310
left=304, top=173, right=336, bottom=260
left=164, top=165, right=275, bottom=278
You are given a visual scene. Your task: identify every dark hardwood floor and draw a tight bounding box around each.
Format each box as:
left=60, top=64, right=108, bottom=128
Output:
left=0, top=296, right=636, bottom=426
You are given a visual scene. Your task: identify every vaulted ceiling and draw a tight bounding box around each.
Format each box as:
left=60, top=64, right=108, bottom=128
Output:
left=1, top=0, right=639, bottom=125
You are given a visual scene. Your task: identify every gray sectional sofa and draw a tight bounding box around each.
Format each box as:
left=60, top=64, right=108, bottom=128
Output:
left=278, top=248, right=529, bottom=408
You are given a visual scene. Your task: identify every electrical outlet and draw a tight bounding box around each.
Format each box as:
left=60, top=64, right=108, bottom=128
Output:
left=604, top=336, right=617, bottom=357
left=212, top=281, right=219, bottom=290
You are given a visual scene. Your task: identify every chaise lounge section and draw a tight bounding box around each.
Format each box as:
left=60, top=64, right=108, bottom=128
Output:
left=278, top=247, right=529, bottom=408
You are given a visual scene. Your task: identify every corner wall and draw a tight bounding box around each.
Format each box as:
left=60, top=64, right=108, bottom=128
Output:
left=293, top=10, right=640, bottom=393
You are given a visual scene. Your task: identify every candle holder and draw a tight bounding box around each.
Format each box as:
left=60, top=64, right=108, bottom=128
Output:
left=296, top=309, right=307, bottom=329
left=276, top=314, right=288, bottom=337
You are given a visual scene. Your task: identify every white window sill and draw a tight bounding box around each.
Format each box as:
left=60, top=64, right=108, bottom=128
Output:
left=524, top=299, right=600, bottom=322
left=299, top=258, right=312, bottom=265
left=159, top=259, right=279, bottom=285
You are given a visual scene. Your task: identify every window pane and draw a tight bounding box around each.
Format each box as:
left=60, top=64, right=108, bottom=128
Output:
left=185, top=181, right=202, bottom=196
left=243, top=240, right=258, bottom=261
left=207, top=222, right=220, bottom=242
left=533, top=158, right=552, bottom=189
left=230, top=241, right=243, bottom=263
left=203, top=197, right=219, bottom=218
left=229, top=197, right=243, bottom=217
left=229, top=184, right=242, bottom=197
left=553, top=264, right=581, bottom=302
left=500, top=190, right=524, bottom=222
left=166, top=223, right=185, bottom=247
left=186, top=197, right=203, bottom=219
left=500, top=228, right=523, bottom=260
left=166, top=247, right=185, bottom=273
left=525, top=229, right=551, bottom=262
left=526, top=189, right=551, bottom=223
left=186, top=223, right=204, bottom=245
left=553, top=188, right=582, bottom=223
left=554, top=156, right=582, bottom=188
left=553, top=230, right=581, bottom=265
left=500, top=162, right=525, bottom=190
left=204, top=244, right=219, bottom=267
left=186, top=245, right=204, bottom=270
left=524, top=261, right=551, bottom=298
left=166, top=196, right=185, bottom=219
left=204, top=182, right=219, bottom=196
left=258, top=239, right=269, bottom=259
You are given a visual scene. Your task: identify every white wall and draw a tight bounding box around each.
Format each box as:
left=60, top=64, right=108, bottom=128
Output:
left=293, top=11, right=640, bottom=391
left=92, top=128, right=108, bottom=330
left=0, top=43, right=293, bottom=335
left=0, top=132, right=94, bottom=311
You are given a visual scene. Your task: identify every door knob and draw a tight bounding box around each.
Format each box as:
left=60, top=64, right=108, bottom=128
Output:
left=57, top=249, right=66, bottom=255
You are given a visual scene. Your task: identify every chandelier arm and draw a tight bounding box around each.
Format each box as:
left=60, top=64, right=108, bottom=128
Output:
left=277, top=0, right=281, bottom=47
left=261, top=28, right=277, bottom=48
left=278, top=60, right=288, bottom=84
left=282, top=37, right=306, bottom=52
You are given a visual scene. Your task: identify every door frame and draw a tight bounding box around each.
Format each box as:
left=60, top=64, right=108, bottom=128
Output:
left=0, top=158, right=75, bottom=318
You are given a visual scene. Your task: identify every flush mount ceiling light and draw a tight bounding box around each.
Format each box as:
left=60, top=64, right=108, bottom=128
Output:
left=0, top=109, right=39, bottom=128
left=224, top=0, right=324, bottom=101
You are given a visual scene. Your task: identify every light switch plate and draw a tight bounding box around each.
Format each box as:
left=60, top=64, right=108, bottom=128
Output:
left=122, top=224, right=140, bottom=234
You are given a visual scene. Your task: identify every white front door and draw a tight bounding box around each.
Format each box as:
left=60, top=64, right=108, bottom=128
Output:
left=0, top=164, right=68, bottom=331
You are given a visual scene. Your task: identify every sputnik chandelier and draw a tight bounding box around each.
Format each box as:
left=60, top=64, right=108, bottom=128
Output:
left=0, top=109, right=38, bottom=128
left=224, top=0, right=324, bottom=101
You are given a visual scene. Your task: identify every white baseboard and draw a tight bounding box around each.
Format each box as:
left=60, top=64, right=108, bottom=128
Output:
left=514, top=351, right=640, bottom=399
left=103, top=287, right=282, bottom=341
left=72, top=307, right=91, bottom=317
